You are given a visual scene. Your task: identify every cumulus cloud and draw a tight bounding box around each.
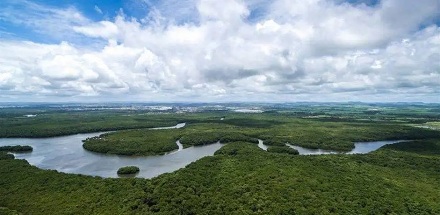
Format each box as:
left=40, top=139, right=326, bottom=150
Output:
left=0, top=0, right=439, bottom=102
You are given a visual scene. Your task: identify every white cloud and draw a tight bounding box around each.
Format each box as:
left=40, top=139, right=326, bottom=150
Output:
left=0, top=0, right=439, bottom=102
left=94, top=5, right=103, bottom=14
left=73, top=21, right=119, bottom=39
left=0, top=0, right=90, bottom=41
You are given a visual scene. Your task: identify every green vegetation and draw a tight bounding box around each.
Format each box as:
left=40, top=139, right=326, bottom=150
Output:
left=83, top=122, right=260, bottom=156
left=0, top=152, right=14, bottom=160
left=0, top=159, right=150, bottom=214
left=256, top=119, right=440, bottom=151
left=0, top=110, right=185, bottom=138
left=117, top=166, right=140, bottom=175
left=84, top=115, right=440, bottom=155
left=83, top=129, right=180, bottom=156
left=1, top=104, right=440, bottom=214
left=424, top=121, right=440, bottom=130
left=144, top=141, right=440, bottom=214
left=176, top=122, right=260, bottom=147
left=267, top=145, right=299, bottom=155
left=381, top=139, right=440, bottom=156
left=277, top=103, right=440, bottom=123
left=2, top=104, right=440, bottom=152
left=1, top=139, right=440, bottom=214
left=427, top=121, right=440, bottom=126
left=0, top=207, right=21, bottom=215
left=0, top=145, right=33, bottom=152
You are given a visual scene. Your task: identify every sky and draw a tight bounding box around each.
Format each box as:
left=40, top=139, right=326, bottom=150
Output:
left=0, top=0, right=439, bottom=103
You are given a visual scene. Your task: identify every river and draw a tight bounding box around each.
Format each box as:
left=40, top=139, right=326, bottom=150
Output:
left=0, top=124, right=405, bottom=178
left=0, top=123, right=224, bottom=179
left=257, top=139, right=405, bottom=155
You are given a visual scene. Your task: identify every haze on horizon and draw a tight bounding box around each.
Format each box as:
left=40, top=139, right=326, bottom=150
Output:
left=0, top=0, right=439, bottom=103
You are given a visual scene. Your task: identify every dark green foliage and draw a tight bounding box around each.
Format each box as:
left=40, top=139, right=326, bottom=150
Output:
left=219, top=133, right=259, bottom=144
left=1, top=139, right=440, bottom=214
left=381, top=140, right=440, bottom=156
left=85, top=114, right=440, bottom=155
left=214, top=142, right=259, bottom=156
left=0, top=159, right=151, bottom=214
left=260, top=139, right=286, bottom=146
left=2, top=107, right=440, bottom=152
left=1, top=105, right=440, bottom=214
left=0, top=111, right=185, bottom=138
left=267, top=146, right=299, bottom=155
left=117, top=166, right=140, bottom=175
left=82, top=120, right=258, bottom=155
left=1, top=103, right=440, bottom=138
left=179, top=131, right=258, bottom=146
left=83, top=129, right=180, bottom=156
left=0, top=207, right=21, bottom=215
left=0, top=145, right=33, bottom=152
left=255, top=120, right=440, bottom=151
left=219, top=117, right=284, bottom=128
left=0, top=152, right=14, bottom=160
left=179, top=132, right=220, bottom=146
left=142, top=141, right=440, bottom=214
left=83, top=121, right=259, bottom=156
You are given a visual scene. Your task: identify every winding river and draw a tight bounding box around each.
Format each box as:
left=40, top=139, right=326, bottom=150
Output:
left=258, top=139, right=405, bottom=155
left=0, top=123, right=405, bottom=178
left=0, top=123, right=224, bottom=179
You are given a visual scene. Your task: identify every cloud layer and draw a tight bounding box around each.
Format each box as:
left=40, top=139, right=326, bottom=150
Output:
left=0, top=0, right=439, bottom=102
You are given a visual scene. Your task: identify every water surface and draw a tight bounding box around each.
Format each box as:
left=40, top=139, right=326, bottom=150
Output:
left=257, top=139, right=268, bottom=151
left=347, top=140, right=406, bottom=154
left=286, top=144, right=340, bottom=155
left=0, top=124, right=224, bottom=179
left=258, top=140, right=404, bottom=155
left=0, top=126, right=406, bottom=179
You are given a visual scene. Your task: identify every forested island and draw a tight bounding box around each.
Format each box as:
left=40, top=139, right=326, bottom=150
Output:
left=0, top=103, right=440, bottom=214
left=0, top=145, right=33, bottom=152
left=117, top=166, right=140, bottom=175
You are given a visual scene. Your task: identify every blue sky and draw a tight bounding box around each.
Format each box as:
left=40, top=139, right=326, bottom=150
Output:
left=1, top=0, right=393, bottom=44
left=1, top=0, right=144, bottom=43
left=0, top=0, right=439, bottom=102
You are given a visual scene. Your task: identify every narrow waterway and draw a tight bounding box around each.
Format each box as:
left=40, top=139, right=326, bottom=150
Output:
left=257, top=139, right=405, bottom=155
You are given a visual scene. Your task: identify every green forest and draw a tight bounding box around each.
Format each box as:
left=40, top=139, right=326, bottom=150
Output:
left=82, top=113, right=440, bottom=155
left=1, top=104, right=440, bottom=214
left=0, top=145, right=33, bottom=152
left=1, top=139, right=440, bottom=214
left=117, top=166, right=140, bottom=175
